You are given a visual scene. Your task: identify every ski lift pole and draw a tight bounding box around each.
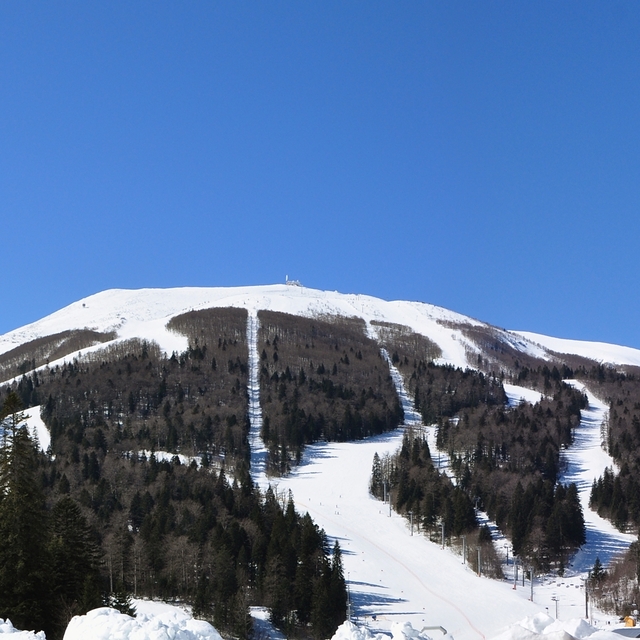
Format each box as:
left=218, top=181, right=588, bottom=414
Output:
left=530, top=566, right=534, bottom=602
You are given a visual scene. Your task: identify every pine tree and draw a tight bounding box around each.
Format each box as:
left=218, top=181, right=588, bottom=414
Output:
left=329, top=541, right=347, bottom=630
left=49, top=496, right=103, bottom=634
left=370, top=452, right=383, bottom=497
left=0, top=392, right=52, bottom=636
left=509, top=481, right=528, bottom=556
left=590, top=556, right=606, bottom=585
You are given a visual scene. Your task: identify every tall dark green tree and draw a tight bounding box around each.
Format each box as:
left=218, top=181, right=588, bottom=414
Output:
left=0, top=392, right=52, bottom=636
left=329, top=541, right=347, bottom=629
left=49, top=496, right=103, bottom=635
left=370, top=452, right=383, bottom=497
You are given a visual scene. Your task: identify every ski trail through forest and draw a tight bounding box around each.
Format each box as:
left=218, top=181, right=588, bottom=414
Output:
left=379, top=348, right=514, bottom=564
left=559, top=381, right=635, bottom=573
left=377, top=355, right=634, bottom=579
left=379, top=348, right=423, bottom=427
left=246, top=311, right=268, bottom=485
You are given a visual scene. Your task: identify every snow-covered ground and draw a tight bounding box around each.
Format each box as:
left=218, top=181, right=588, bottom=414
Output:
left=0, top=619, right=45, bottom=639
left=336, top=614, right=625, bottom=640
left=558, top=382, right=636, bottom=574
left=3, top=285, right=640, bottom=639
left=272, top=429, right=542, bottom=640
left=62, top=600, right=221, bottom=640
left=137, top=450, right=203, bottom=468
left=503, top=385, right=544, bottom=408
left=22, top=406, right=50, bottom=452
left=378, top=348, right=422, bottom=427
left=247, top=310, right=269, bottom=486
left=512, top=331, right=640, bottom=369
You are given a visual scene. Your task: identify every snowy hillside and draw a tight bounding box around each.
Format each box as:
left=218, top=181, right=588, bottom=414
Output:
left=3, top=285, right=640, bottom=640
left=3, top=285, right=640, bottom=380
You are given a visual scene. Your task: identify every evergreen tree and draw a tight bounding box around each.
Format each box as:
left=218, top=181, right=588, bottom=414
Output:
left=370, top=452, right=383, bottom=497
left=564, top=483, right=586, bottom=546
left=310, top=556, right=332, bottom=640
left=329, top=541, right=348, bottom=630
left=49, top=496, right=103, bottom=634
left=0, top=392, right=52, bottom=636
left=590, top=556, right=606, bottom=586
left=509, top=482, right=528, bottom=556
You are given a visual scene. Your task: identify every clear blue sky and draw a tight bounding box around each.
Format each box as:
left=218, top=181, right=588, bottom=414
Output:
left=2, top=3, right=640, bottom=348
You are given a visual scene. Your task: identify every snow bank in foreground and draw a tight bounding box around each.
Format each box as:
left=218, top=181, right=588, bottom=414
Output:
left=0, top=619, right=45, bottom=638
left=63, top=605, right=222, bottom=640
left=333, top=616, right=628, bottom=640
left=331, top=620, right=446, bottom=640
left=490, top=613, right=623, bottom=640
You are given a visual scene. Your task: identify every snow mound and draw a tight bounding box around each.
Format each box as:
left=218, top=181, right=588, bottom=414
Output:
left=0, top=619, right=45, bottom=639
left=491, top=614, right=623, bottom=640
left=330, top=620, right=437, bottom=640
left=62, top=606, right=222, bottom=640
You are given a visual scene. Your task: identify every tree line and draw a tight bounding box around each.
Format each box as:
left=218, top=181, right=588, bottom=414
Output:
left=374, top=339, right=588, bottom=572
left=1, top=307, right=350, bottom=639
left=258, top=311, right=403, bottom=473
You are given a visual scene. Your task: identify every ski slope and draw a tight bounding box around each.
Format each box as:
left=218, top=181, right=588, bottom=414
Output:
left=558, top=382, right=636, bottom=573
left=269, top=430, right=540, bottom=640
left=247, top=310, right=269, bottom=484
left=3, top=285, right=640, bottom=638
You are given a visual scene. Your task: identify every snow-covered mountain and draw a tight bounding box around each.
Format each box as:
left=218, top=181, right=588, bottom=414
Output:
left=3, top=284, right=640, bottom=378
left=3, top=285, right=639, bottom=640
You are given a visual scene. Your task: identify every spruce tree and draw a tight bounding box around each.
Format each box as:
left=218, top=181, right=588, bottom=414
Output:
left=49, top=496, right=103, bottom=634
left=370, top=452, right=382, bottom=497
left=329, top=541, right=347, bottom=630
left=0, top=392, right=52, bottom=636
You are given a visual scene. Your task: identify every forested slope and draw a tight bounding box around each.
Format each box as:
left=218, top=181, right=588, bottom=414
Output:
left=371, top=329, right=589, bottom=573
left=1, top=308, right=348, bottom=639
left=258, top=311, right=403, bottom=473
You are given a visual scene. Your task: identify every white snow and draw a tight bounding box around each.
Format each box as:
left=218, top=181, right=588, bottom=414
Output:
left=63, top=601, right=221, bottom=640
left=330, top=619, right=449, bottom=640
left=137, top=450, right=202, bottom=468
left=558, top=382, right=636, bottom=573
left=488, top=613, right=623, bottom=640
left=333, top=614, right=629, bottom=640
left=503, top=384, right=544, bottom=408
left=246, top=311, right=268, bottom=485
left=250, top=607, right=286, bottom=640
left=378, top=348, right=422, bottom=427
left=512, top=332, right=640, bottom=369
left=22, top=406, right=50, bottom=452
left=0, top=619, right=45, bottom=639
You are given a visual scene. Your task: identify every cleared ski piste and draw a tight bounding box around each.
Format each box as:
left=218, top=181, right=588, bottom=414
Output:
left=2, top=286, right=640, bottom=639
left=558, top=382, right=636, bottom=574
left=266, top=428, right=538, bottom=640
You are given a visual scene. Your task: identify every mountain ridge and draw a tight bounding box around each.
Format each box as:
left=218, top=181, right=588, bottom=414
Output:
left=2, top=285, right=640, bottom=382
